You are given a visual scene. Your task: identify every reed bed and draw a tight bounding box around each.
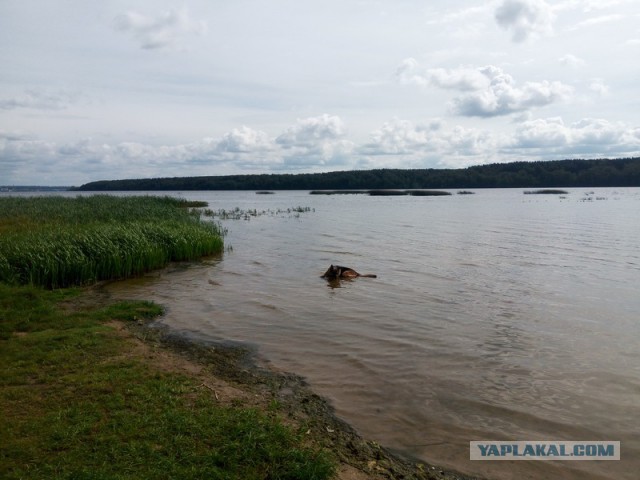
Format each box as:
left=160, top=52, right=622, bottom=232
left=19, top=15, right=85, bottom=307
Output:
left=0, top=195, right=223, bottom=288
left=201, top=206, right=314, bottom=220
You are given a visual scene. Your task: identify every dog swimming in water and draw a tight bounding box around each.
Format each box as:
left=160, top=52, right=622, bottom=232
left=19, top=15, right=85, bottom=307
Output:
left=321, top=265, right=377, bottom=280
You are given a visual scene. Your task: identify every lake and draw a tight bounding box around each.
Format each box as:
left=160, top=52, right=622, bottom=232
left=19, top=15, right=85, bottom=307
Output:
left=98, top=188, right=639, bottom=480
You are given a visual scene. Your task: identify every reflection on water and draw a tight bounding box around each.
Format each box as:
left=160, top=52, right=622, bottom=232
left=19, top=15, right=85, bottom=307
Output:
left=105, top=189, right=640, bottom=480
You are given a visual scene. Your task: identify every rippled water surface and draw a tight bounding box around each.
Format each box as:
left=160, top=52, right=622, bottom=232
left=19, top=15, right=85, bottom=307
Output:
left=105, top=189, right=639, bottom=480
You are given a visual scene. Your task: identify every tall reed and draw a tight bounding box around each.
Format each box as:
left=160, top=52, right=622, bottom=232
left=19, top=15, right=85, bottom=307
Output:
left=0, top=196, right=224, bottom=288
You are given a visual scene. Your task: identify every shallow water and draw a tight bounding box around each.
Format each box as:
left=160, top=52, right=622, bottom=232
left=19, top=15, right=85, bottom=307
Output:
left=103, top=189, right=640, bottom=480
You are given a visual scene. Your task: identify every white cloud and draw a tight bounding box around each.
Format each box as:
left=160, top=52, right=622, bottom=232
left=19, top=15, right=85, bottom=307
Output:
left=2, top=114, right=640, bottom=185
left=274, top=114, right=353, bottom=168
left=396, top=59, right=490, bottom=91
left=510, top=117, right=569, bottom=148
left=425, top=5, right=489, bottom=25
left=360, top=118, right=441, bottom=156
left=113, top=7, right=206, bottom=50
left=589, top=78, right=610, bottom=97
left=0, top=89, right=77, bottom=111
left=579, top=0, right=635, bottom=12
left=558, top=54, right=586, bottom=67
left=276, top=114, right=347, bottom=148
left=451, top=67, right=572, bottom=117
left=216, top=126, right=273, bottom=154
left=568, top=13, right=624, bottom=31
left=495, top=0, right=555, bottom=42
left=396, top=61, right=572, bottom=117
left=509, top=117, right=640, bottom=156
left=358, top=118, right=502, bottom=168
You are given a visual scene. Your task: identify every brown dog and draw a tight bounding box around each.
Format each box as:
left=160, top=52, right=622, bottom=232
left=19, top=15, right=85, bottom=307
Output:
left=321, top=265, right=377, bottom=280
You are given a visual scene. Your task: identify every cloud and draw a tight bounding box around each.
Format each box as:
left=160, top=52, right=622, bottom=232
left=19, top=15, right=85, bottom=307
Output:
left=558, top=54, right=586, bottom=67
left=580, top=0, right=635, bottom=12
left=358, top=116, right=640, bottom=168
left=589, top=78, right=610, bottom=97
left=192, top=127, right=279, bottom=169
left=0, top=115, right=355, bottom=183
left=216, top=126, right=273, bottom=154
left=425, top=5, right=490, bottom=25
left=395, top=59, right=490, bottom=91
left=275, top=114, right=354, bottom=167
left=113, top=8, right=206, bottom=50
left=451, top=67, right=572, bottom=117
left=276, top=114, right=347, bottom=147
left=396, top=60, right=572, bottom=117
left=0, top=89, right=77, bottom=111
left=495, top=0, right=554, bottom=42
left=360, top=118, right=441, bottom=156
left=510, top=117, right=569, bottom=148
left=568, top=13, right=624, bottom=31
left=509, top=117, right=640, bottom=156
left=358, top=118, right=502, bottom=168
left=3, top=115, right=639, bottom=185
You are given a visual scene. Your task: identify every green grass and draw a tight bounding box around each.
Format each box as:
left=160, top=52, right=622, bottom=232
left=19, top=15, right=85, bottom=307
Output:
left=0, top=284, right=336, bottom=479
left=0, top=197, right=334, bottom=479
left=0, top=196, right=224, bottom=288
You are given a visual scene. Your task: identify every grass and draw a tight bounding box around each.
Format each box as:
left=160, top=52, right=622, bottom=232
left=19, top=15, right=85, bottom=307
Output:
left=0, top=283, right=336, bottom=480
left=0, top=195, right=334, bottom=479
left=0, top=196, right=224, bottom=288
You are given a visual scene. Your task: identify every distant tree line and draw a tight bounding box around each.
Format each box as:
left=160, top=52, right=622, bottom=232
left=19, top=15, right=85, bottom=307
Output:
left=72, top=157, right=640, bottom=191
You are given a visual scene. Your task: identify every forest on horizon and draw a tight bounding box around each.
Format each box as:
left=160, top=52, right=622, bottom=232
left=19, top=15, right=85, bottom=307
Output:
left=73, top=157, right=640, bottom=191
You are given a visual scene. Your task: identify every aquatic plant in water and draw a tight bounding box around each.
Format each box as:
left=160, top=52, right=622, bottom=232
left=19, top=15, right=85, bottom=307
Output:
left=200, top=206, right=314, bottom=221
left=0, top=196, right=224, bottom=288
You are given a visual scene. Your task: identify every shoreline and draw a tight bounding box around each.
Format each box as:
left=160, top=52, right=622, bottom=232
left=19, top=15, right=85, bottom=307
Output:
left=120, top=296, right=484, bottom=480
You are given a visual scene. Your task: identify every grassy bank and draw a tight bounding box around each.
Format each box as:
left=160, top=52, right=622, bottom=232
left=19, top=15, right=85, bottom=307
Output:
left=0, top=284, right=335, bottom=479
left=0, top=195, right=335, bottom=478
left=0, top=196, right=223, bottom=288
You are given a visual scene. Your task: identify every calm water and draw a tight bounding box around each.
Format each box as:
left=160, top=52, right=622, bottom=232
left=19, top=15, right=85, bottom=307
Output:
left=101, top=189, right=639, bottom=480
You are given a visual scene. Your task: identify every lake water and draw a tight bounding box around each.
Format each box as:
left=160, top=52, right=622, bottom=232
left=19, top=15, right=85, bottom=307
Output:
left=99, top=188, right=639, bottom=480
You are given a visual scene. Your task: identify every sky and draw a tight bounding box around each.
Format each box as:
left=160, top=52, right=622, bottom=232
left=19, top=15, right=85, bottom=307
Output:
left=1, top=0, right=639, bottom=186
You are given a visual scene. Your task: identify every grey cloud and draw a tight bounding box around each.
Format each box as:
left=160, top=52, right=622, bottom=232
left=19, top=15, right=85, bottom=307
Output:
left=113, top=8, right=206, bottom=50
left=558, top=54, right=586, bottom=67
left=0, top=89, right=76, bottom=111
left=276, top=114, right=347, bottom=148
left=495, top=0, right=554, bottom=42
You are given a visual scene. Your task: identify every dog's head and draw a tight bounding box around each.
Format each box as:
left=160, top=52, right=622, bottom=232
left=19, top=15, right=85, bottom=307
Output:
left=322, top=264, right=340, bottom=278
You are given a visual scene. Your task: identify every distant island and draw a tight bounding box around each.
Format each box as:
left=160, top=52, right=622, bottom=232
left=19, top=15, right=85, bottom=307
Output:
left=72, top=157, right=640, bottom=191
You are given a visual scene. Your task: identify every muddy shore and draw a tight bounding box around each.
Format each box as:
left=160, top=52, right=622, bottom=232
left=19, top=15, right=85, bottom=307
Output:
left=119, top=304, right=485, bottom=480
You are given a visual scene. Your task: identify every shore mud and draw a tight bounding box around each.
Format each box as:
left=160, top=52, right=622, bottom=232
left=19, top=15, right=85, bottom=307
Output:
left=119, top=308, right=484, bottom=480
